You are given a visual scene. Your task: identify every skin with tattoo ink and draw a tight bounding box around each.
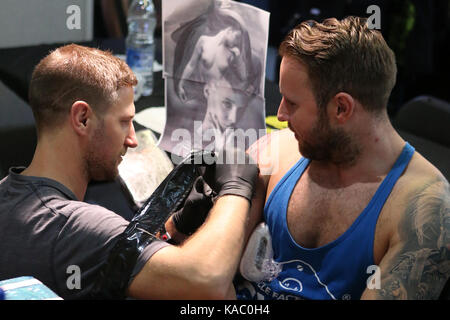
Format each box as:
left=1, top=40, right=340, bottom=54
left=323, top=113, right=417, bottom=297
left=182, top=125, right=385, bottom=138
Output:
left=373, top=179, right=450, bottom=299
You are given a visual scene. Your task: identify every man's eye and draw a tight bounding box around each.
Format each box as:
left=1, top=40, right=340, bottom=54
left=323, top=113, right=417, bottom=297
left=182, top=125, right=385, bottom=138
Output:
left=223, top=101, right=233, bottom=109
left=285, top=98, right=295, bottom=107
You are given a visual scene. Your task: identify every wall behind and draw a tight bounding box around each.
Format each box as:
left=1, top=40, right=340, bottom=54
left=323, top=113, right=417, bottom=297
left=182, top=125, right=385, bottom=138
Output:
left=0, top=0, right=93, bottom=48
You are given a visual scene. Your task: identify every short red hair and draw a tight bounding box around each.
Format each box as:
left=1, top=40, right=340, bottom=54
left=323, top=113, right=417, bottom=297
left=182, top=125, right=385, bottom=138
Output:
left=29, top=44, right=137, bottom=134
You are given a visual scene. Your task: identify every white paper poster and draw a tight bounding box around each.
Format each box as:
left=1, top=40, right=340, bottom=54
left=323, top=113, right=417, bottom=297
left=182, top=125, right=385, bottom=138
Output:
left=159, top=0, right=270, bottom=157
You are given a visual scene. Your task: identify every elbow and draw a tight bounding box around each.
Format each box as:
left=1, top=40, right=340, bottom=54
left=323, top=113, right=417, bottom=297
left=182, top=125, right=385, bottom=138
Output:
left=205, top=274, right=232, bottom=300
left=196, top=285, right=229, bottom=300
left=187, top=265, right=233, bottom=300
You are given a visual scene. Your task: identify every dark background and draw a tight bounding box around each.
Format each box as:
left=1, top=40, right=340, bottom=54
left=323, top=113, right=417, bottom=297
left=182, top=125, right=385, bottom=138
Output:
left=1, top=0, right=449, bottom=217
left=91, top=0, right=450, bottom=115
left=1, top=0, right=449, bottom=116
left=0, top=0, right=449, bottom=299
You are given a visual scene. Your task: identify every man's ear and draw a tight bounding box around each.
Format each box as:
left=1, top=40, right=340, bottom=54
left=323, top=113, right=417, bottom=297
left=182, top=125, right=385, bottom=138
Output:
left=331, top=92, right=355, bottom=124
left=70, top=101, right=93, bottom=136
left=203, top=85, right=210, bottom=99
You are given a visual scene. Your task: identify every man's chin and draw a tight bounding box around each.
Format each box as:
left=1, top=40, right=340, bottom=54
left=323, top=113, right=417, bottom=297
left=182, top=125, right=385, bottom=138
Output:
left=288, top=126, right=299, bottom=140
left=298, top=143, right=323, bottom=161
left=89, top=168, right=119, bottom=183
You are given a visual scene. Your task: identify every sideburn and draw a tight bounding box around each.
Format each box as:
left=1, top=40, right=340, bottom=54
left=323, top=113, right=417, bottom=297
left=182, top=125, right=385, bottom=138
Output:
left=317, top=109, right=361, bottom=166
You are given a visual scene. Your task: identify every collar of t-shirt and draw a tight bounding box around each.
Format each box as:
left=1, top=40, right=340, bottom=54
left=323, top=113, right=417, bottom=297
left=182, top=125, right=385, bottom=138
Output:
left=8, top=167, right=78, bottom=201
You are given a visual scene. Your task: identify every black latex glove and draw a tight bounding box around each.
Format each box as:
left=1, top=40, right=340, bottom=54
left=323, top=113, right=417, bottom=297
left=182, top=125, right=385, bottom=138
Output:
left=202, top=148, right=259, bottom=203
left=171, top=176, right=216, bottom=235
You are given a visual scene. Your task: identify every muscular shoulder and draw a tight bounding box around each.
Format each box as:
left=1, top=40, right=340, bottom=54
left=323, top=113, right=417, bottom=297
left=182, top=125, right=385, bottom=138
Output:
left=399, top=153, right=449, bottom=252
left=389, top=150, right=449, bottom=213
left=405, top=150, right=446, bottom=183
left=56, top=200, right=128, bottom=238
left=247, top=128, right=300, bottom=177
left=247, top=129, right=301, bottom=207
left=399, top=151, right=449, bottom=254
left=371, top=151, right=450, bottom=299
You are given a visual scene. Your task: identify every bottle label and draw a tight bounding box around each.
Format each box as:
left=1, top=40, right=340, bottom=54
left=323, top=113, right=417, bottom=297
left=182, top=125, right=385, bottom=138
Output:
left=126, top=48, right=154, bottom=70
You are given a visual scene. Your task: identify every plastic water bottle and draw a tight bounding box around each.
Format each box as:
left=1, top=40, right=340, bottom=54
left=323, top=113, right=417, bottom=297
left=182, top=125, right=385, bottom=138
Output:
left=126, top=0, right=156, bottom=97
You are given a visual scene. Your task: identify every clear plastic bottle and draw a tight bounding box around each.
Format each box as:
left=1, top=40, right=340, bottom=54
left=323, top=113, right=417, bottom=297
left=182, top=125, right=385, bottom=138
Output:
left=239, top=222, right=282, bottom=283
left=126, top=0, right=156, bottom=96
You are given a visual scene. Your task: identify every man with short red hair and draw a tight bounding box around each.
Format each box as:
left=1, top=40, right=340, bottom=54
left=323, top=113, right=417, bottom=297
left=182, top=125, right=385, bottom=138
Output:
left=0, top=44, right=259, bottom=299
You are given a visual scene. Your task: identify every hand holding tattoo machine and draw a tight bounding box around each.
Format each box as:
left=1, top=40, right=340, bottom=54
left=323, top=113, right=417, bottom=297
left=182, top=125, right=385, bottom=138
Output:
left=91, top=148, right=258, bottom=299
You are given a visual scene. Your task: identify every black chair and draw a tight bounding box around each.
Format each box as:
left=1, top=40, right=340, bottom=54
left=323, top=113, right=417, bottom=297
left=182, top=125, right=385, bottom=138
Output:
left=394, top=95, right=450, bottom=148
left=393, top=95, right=450, bottom=181
left=0, top=80, right=36, bottom=178
left=99, top=0, right=129, bottom=38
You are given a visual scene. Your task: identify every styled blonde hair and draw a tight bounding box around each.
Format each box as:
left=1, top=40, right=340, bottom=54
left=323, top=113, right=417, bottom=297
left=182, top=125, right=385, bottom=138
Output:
left=279, top=16, right=397, bottom=113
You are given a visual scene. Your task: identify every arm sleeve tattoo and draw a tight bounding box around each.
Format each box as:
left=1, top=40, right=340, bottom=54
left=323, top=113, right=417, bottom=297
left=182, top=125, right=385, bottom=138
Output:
left=376, top=178, right=450, bottom=299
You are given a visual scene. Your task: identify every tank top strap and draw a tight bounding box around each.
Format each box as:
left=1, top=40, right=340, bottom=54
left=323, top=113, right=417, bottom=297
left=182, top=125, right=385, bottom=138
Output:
left=369, top=142, right=415, bottom=214
left=264, top=157, right=310, bottom=213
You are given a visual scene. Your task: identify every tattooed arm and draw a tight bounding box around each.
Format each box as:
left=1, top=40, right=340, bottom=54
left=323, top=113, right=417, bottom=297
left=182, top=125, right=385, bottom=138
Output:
left=361, top=177, right=450, bottom=300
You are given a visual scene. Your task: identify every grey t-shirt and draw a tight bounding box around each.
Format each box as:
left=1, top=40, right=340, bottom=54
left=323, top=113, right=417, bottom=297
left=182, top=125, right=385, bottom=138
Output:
left=0, top=167, right=170, bottom=299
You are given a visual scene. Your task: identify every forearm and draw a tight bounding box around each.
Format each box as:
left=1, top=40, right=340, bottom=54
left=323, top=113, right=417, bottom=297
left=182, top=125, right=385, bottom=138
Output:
left=180, top=64, right=195, bottom=81
left=180, top=46, right=200, bottom=81
left=181, top=195, right=250, bottom=289
left=128, top=195, right=251, bottom=299
left=128, top=148, right=258, bottom=299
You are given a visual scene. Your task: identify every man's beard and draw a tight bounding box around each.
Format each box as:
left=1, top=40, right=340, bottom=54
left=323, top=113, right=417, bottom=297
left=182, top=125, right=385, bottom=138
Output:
left=298, top=111, right=361, bottom=166
left=85, top=124, right=119, bottom=182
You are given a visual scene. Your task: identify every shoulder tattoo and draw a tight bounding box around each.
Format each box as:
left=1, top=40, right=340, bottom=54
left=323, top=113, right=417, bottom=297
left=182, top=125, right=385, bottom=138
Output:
left=378, top=178, right=450, bottom=299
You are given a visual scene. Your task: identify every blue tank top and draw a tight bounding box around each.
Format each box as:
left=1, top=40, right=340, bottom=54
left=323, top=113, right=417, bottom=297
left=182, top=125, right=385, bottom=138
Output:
left=239, top=142, right=415, bottom=300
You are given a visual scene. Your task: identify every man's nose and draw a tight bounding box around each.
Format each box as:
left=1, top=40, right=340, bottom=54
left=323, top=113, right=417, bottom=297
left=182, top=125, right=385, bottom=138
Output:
left=277, top=98, right=289, bottom=122
left=229, top=107, right=238, bottom=124
left=125, top=122, right=138, bottom=148
left=230, top=47, right=240, bottom=58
